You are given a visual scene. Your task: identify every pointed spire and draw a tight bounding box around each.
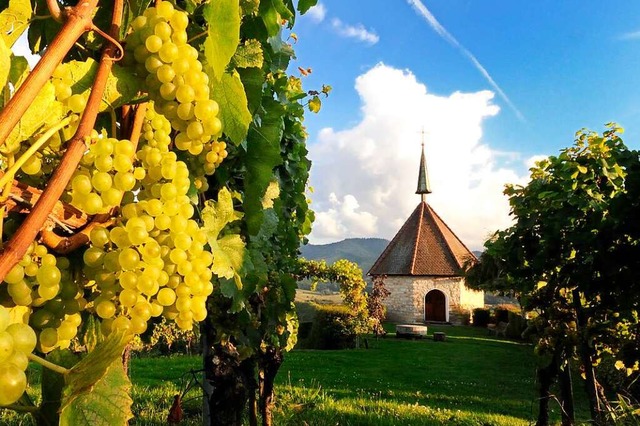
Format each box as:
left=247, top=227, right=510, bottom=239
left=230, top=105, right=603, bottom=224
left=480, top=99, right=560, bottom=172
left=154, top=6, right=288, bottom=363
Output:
left=416, top=130, right=432, bottom=201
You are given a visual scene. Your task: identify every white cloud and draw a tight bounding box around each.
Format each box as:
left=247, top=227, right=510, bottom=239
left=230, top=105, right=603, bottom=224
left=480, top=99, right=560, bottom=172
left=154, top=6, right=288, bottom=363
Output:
left=524, top=154, right=548, bottom=169
left=308, top=63, right=528, bottom=250
left=331, top=18, right=379, bottom=45
left=305, top=3, right=326, bottom=23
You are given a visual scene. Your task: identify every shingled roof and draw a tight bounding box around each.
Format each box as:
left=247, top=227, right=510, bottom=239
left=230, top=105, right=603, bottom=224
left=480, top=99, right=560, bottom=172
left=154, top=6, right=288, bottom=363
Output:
left=368, top=201, right=477, bottom=277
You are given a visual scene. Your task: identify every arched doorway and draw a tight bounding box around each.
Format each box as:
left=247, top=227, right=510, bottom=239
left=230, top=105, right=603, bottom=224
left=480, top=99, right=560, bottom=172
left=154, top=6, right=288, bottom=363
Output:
left=424, top=290, right=446, bottom=322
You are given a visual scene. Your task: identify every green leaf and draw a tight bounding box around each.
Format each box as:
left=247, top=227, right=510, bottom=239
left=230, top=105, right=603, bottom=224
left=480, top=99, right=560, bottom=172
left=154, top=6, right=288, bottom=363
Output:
left=53, top=59, right=140, bottom=112
left=80, top=314, right=104, bottom=353
left=41, top=350, right=81, bottom=425
left=232, top=39, right=264, bottom=69
left=3, top=81, right=64, bottom=154
left=297, top=0, right=318, bottom=14
left=202, top=187, right=246, bottom=280
left=238, top=67, right=264, bottom=115
left=244, top=98, right=285, bottom=235
left=203, top=0, right=240, bottom=81
left=61, top=329, right=131, bottom=410
left=308, top=95, right=321, bottom=113
left=259, top=0, right=286, bottom=36
left=60, top=362, right=133, bottom=426
left=0, top=0, right=32, bottom=46
left=0, top=37, right=9, bottom=91
left=211, top=234, right=245, bottom=280
left=240, top=0, right=260, bottom=15
left=210, top=70, right=252, bottom=145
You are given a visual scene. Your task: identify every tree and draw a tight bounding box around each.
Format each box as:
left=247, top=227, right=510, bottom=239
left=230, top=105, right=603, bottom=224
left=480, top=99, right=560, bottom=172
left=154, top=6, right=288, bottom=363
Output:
left=0, top=0, right=322, bottom=424
left=467, top=125, right=640, bottom=425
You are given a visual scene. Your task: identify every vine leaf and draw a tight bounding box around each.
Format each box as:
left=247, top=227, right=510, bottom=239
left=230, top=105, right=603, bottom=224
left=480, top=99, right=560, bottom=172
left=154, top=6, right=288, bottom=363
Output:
left=0, top=37, right=9, bottom=91
left=59, top=362, right=133, bottom=426
left=41, top=350, right=80, bottom=425
left=3, top=81, right=64, bottom=153
left=297, top=0, right=318, bottom=15
left=0, top=0, right=32, bottom=46
left=54, top=59, right=140, bottom=112
left=240, top=0, right=260, bottom=15
left=61, top=329, right=131, bottom=410
left=202, top=187, right=245, bottom=281
left=259, top=0, right=293, bottom=36
left=203, top=0, right=240, bottom=81
left=244, top=98, right=285, bottom=235
left=238, top=67, right=264, bottom=115
left=232, top=39, right=264, bottom=69
left=210, top=70, right=251, bottom=145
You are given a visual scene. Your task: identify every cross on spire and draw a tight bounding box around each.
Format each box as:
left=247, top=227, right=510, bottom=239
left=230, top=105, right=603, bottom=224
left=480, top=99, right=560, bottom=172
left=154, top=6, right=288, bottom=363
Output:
left=416, top=129, right=432, bottom=201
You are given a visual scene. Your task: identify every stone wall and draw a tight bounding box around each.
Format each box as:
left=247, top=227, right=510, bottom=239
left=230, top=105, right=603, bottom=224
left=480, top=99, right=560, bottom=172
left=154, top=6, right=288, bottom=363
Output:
left=383, top=276, right=469, bottom=324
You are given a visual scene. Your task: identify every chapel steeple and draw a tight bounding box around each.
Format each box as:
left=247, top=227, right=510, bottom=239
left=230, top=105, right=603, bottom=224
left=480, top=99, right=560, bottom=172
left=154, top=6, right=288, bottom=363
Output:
left=416, top=132, right=432, bottom=202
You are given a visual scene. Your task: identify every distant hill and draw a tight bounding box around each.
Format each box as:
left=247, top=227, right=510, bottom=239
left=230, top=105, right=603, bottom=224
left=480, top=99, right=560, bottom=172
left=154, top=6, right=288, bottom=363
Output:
left=300, top=238, right=389, bottom=275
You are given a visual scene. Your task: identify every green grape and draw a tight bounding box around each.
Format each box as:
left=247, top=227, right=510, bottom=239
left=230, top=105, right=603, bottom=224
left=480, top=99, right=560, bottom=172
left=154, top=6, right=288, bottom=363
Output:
left=175, top=85, right=195, bottom=103
left=0, top=364, right=27, bottom=406
left=6, top=351, right=29, bottom=370
left=0, top=331, right=14, bottom=362
left=36, top=265, right=61, bottom=287
left=118, top=248, right=140, bottom=271
left=21, top=155, right=42, bottom=175
left=5, top=265, right=25, bottom=285
left=145, top=35, right=163, bottom=53
left=72, top=175, right=92, bottom=194
left=67, top=94, right=86, bottom=114
left=96, top=300, right=116, bottom=319
left=6, top=323, right=37, bottom=354
left=39, top=327, right=58, bottom=349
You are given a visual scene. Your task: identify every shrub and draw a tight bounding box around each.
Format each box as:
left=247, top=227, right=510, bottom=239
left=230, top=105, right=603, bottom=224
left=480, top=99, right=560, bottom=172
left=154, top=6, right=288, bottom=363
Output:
left=306, top=304, right=357, bottom=349
left=505, top=311, right=528, bottom=340
left=493, top=304, right=520, bottom=323
left=472, top=308, right=491, bottom=327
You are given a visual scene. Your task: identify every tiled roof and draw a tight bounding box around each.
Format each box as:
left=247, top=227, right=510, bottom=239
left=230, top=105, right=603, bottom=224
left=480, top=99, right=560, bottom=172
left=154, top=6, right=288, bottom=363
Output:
left=368, top=201, right=477, bottom=276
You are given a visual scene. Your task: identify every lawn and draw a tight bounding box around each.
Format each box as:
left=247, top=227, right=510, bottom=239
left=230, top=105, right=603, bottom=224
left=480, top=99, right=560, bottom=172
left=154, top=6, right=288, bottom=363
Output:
left=0, top=325, right=590, bottom=425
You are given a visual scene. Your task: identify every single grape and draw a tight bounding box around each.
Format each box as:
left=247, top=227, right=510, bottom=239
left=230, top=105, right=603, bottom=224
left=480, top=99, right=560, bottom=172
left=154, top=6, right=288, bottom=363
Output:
left=0, top=364, right=27, bottom=406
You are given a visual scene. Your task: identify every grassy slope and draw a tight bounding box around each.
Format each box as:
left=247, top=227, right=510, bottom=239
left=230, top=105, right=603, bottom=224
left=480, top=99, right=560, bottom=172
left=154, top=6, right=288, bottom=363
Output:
left=0, top=326, right=590, bottom=425
left=274, top=325, right=590, bottom=425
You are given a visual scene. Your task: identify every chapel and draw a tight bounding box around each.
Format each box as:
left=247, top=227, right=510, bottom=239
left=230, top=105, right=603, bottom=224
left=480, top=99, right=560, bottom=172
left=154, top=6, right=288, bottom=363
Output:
left=368, top=141, right=483, bottom=325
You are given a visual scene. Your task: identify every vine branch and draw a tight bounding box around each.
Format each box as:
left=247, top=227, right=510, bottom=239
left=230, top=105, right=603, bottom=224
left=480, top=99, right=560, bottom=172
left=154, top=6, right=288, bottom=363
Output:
left=0, top=0, right=125, bottom=281
left=0, top=0, right=98, bottom=148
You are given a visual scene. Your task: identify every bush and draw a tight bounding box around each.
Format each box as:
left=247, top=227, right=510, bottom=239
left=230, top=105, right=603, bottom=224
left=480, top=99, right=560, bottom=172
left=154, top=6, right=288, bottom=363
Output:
left=493, top=304, right=520, bottom=323
left=306, top=304, right=357, bottom=349
left=505, top=311, right=528, bottom=340
left=472, top=308, right=491, bottom=327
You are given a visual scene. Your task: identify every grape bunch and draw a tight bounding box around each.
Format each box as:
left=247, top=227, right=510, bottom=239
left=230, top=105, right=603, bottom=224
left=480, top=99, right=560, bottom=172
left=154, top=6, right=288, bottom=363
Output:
left=0, top=306, right=37, bottom=406
left=69, top=137, right=138, bottom=215
left=125, top=1, right=222, bottom=154
left=3, top=242, right=82, bottom=353
left=82, top=145, right=213, bottom=335
left=141, top=104, right=228, bottom=192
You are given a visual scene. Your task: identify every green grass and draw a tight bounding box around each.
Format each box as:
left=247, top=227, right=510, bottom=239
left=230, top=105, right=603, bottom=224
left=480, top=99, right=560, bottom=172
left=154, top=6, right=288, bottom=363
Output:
left=0, top=325, right=591, bottom=425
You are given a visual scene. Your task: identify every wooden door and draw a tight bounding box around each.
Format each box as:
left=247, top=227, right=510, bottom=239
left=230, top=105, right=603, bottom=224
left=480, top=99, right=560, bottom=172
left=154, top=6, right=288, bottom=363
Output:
left=425, top=290, right=446, bottom=322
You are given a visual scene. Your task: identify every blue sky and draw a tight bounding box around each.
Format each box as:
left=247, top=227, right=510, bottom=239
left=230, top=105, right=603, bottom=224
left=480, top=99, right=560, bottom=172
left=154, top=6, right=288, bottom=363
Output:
left=290, top=1, right=640, bottom=248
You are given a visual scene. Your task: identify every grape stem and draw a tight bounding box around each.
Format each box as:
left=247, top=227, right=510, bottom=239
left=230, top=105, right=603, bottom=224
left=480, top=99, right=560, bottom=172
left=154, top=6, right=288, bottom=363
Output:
left=27, top=352, right=70, bottom=375
left=46, top=0, right=64, bottom=23
left=4, top=404, right=39, bottom=413
left=0, top=0, right=124, bottom=281
left=0, top=116, right=74, bottom=191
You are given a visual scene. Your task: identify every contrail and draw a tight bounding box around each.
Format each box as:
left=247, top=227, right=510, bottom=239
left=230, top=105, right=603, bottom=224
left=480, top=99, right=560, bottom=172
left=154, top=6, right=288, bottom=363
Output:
left=407, top=0, right=525, bottom=122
